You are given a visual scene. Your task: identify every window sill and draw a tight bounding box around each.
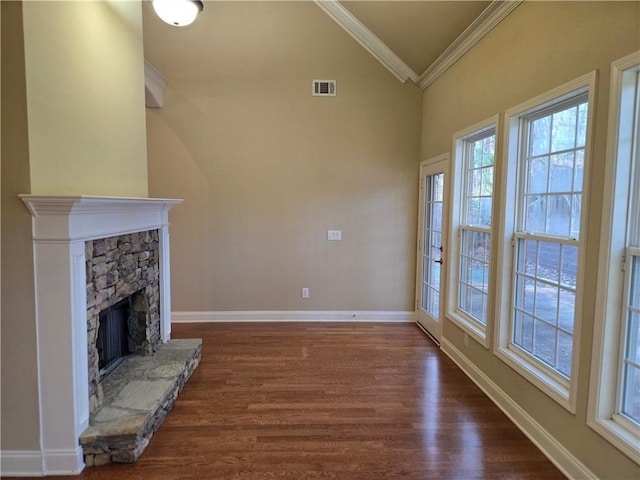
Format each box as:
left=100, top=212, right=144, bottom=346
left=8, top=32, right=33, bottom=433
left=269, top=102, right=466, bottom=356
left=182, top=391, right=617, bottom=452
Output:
left=447, top=310, right=489, bottom=348
left=587, top=416, right=640, bottom=465
left=495, top=344, right=576, bottom=413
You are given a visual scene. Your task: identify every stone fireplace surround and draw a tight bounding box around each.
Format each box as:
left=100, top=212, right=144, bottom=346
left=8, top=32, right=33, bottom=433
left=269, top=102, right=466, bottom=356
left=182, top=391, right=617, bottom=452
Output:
left=19, top=195, right=182, bottom=475
left=86, top=230, right=162, bottom=414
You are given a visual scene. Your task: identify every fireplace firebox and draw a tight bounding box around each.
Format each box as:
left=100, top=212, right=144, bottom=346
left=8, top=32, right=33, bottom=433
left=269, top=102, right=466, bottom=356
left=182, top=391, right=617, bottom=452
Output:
left=97, top=297, right=132, bottom=377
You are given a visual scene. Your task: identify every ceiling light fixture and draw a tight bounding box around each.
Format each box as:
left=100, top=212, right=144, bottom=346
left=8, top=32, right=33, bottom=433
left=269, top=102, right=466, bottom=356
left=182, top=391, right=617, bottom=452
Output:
left=152, top=0, right=204, bottom=27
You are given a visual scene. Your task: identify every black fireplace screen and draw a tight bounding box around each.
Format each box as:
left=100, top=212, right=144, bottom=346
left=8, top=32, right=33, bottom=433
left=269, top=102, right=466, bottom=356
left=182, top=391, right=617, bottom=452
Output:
left=97, top=297, right=131, bottom=377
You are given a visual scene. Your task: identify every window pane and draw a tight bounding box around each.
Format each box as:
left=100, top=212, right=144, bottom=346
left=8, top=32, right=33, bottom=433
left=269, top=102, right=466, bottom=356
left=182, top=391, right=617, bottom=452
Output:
left=471, top=169, right=483, bottom=197
left=515, top=312, right=534, bottom=352
left=570, top=194, right=582, bottom=238
left=525, top=195, right=546, bottom=233
left=560, top=245, right=578, bottom=288
left=459, top=282, right=470, bottom=312
left=432, top=203, right=443, bottom=232
left=622, top=257, right=640, bottom=423
left=573, top=150, right=584, bottom=191
left=482, top=136, right=495, bottom=167
left=546, top=194, right=572, bottom=237
left=533, top=319, right=557, bottom=366
left=523, top=239, right=537, bottom=276
left=530, top=117, right=551, bottom=156
left=557, top=330, right=573, bottom=377
left=538, top=242, right=560, bottom=284
left=479, top=198, right=492, bottom=226
left=576, top=102, right=588, bottom=148
left=626, top=309, right=640, bottom=365
left=558, top=289, right=575, bottom=334
left=527, top=156, right=549, bottom=194
left=535, top=282, right=559, bottom=325
left=630, top=256, right=640, bottom=309
left=549, top=152, right=575, bottom=193
left=551, top=105, right=578, bottom=152
left=622, top=362, right=640, bottom=424
left=459, top=229, right=490, bottom=325
left=480, top=166, right=493, bottom=196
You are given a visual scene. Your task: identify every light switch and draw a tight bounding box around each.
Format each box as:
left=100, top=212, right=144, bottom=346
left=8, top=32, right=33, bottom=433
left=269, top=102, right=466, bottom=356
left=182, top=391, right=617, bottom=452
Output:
left=328, top=230, right=341, bottom=241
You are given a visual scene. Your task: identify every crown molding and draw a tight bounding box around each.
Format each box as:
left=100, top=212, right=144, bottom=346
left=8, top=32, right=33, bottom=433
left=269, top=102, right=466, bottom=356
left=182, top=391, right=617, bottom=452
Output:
left=144, top=60, right=168, bottom=108
left=314, top=0, right=418, bottom=84
left=417, top=0, right=523, bottom=89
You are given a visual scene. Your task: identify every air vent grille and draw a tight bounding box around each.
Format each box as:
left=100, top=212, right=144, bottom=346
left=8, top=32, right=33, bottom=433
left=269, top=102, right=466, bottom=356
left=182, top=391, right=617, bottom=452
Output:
left=313, top=80, right=336, bottom=96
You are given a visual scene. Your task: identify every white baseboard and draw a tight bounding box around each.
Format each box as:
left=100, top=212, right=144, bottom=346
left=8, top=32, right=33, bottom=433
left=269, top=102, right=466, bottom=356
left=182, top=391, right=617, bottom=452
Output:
left=1, top=450, right=43, bottom=477
left=172, top=310, right=415, bottom=323
left=42, top=448, right=85, bottom=476
left=1, top=448, right=85, bottom=477
left=441, top=338, right=597, bottom=480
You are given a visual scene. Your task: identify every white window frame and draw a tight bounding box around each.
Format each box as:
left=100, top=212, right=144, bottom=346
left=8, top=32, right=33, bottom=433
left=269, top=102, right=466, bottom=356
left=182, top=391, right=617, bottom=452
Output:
left=588, top=51, right=640, bottom=464
left=494, top=72, right=597, bottom=413
left=448, top=115, right=499, bottom=347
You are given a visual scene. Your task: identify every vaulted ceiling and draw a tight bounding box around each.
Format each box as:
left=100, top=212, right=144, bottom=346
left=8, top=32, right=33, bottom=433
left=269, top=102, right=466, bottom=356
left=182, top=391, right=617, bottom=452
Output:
left=342, top=1, right=491, bottom=75
left=313, top=0, right=521, bottom=87
left=143, top=0, right=522, bottom=97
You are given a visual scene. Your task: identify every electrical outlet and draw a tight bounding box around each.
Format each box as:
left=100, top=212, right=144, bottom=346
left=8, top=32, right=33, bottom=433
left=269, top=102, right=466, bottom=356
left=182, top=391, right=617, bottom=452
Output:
left=302, top=287, right=309, bottom=298
left=328, top=230, right=341, bottom=241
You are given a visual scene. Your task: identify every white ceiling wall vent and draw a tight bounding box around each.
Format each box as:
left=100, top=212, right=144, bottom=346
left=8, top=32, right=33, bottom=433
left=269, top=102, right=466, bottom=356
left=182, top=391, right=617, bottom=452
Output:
left=312, top=80, right=336, bottom=96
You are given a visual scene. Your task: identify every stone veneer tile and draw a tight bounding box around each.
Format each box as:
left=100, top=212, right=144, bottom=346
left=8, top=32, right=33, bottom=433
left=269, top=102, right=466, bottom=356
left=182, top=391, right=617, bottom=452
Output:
left=111, top=380, right=174, bottom=411
left=85, top=230, right=161, bottom=414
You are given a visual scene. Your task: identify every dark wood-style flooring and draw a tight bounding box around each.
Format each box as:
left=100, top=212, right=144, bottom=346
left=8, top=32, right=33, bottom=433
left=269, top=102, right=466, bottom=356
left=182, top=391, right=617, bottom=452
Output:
left=9, top=323, right=566, bottom=479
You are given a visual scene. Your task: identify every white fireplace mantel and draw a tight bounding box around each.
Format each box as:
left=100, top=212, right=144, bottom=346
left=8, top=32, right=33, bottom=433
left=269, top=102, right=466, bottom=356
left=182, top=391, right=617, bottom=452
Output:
left=18, top=195, right=182, bottom=475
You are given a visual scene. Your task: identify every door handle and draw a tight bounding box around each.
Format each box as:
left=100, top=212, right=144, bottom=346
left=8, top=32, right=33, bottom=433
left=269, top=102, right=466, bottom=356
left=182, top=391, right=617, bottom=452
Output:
left=434, top=259, right=443, bottom=265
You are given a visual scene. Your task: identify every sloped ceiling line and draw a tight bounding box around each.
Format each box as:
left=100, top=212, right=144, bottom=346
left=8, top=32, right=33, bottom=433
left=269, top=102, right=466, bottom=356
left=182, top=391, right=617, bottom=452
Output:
left=417, top=0, right=523, bottom=89
left=314, top=0, right=419, bottom=83
left=315, top=0, right=523, bottom=90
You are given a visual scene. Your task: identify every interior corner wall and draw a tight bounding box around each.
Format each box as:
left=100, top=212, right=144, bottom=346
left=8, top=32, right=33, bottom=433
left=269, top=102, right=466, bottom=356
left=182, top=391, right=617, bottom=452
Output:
left=144, top=1, right=423, bottom=313
left=1, top=0, right=40, bottom=452
left=420, top=2, right=640, bottom=479
left=21, top=0, right=148, bottom=197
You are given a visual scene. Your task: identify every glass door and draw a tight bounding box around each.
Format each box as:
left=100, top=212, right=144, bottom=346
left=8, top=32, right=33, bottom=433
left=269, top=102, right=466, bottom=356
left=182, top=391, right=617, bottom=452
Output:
left=416, top=156, right=448, bottom=343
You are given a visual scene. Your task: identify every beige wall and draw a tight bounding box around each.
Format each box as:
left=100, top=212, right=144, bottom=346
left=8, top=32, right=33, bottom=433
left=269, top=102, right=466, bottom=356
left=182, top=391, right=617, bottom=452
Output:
left=1, top=1, right=40, bottom=451
left=421, top=2, right=640, bottom=479
left=144, top=1, right=423, bottom=312
left=1, top=0, right=149, bottom=454
left=22, top=1, right=148, bottom=196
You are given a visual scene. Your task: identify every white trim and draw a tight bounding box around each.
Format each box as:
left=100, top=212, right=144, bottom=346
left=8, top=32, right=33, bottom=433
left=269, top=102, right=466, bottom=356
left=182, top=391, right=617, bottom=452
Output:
left=172, top=310, right=415, bottom=323
left=1, top=451, right=44, bottom=477
left=494, top=71, right=598, bottom=414
left=144, top=60, right=167, bottom=108
left=441, top=338, right=598, bottom=480
left=588, top=50, right=640, bottom=464
left=42, top=448, right=85, bottom=476
left=313, top=0, right=418, bottom=83
left=417, top=1, right=523, bottom=89
left=419, top=152, right=448, bottom=168
left=0, top=448, right=85, bottom=477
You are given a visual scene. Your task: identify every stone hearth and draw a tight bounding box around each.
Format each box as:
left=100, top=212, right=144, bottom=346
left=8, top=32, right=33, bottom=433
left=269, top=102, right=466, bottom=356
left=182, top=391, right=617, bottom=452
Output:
left=80, top=339, right=201, bottom=465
